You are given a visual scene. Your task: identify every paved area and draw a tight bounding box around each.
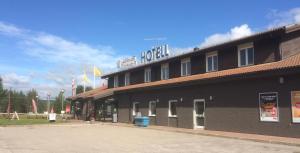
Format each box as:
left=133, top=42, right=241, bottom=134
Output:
left=0, top=123, right=299, bottom=153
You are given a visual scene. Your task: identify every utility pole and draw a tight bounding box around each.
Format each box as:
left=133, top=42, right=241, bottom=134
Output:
left=61, top=89, right=64, bottom=113
left=47, top=93, right=50, bottom=113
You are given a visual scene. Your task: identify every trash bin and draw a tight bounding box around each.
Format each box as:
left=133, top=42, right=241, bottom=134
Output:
left=134, top=116, right=149, bottom=127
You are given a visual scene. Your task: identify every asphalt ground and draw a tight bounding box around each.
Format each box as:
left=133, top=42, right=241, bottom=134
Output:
left=0, top=123, right=299, bottom=153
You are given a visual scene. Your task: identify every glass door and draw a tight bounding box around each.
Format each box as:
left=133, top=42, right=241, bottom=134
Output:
left=194, top=99, right=205, bottom=129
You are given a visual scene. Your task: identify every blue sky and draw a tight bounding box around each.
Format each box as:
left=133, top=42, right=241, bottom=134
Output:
left=0, top=0, right=299, bottom=98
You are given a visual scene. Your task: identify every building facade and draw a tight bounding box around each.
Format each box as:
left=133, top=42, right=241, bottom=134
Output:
left=70, top=24, right=300, bottom=138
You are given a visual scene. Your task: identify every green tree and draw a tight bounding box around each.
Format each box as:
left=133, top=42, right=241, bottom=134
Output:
left=85, top=86, right=93, bottom=92
left=76, top=85, right=84, bottom=94
left=26, top=89, right=38, bottom=113
left=76, top=85, right=93, bottom=94
left=0, top=77, right=8, bottom=112
left=53, top=91, right=67, bottom=113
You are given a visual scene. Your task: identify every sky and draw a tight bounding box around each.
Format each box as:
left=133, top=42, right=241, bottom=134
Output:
left=0, top=0, right=299, bottom=99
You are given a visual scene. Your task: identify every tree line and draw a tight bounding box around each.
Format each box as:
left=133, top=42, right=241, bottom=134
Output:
left=0, top=77, right=92, bottom=113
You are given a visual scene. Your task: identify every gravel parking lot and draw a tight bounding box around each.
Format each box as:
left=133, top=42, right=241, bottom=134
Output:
left=0, top=123, right=299, bottom=153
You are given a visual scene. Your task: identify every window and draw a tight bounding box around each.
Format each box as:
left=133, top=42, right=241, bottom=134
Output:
left=149, top=101, right=156, bottom=116
left=125, top=73, right=130, bottom=86
left=132, top=102, right=140, bottom=116
left=181, top=58, right=191, bottom=76
left=144, top=68, right=151, bottom=82
left=238, top=43, right=254, bottom=67
left=168, top=100, right=178, bottom=117
left=113, top=75, right=118, bottom=87
left=161, top=63, right=169, bottom=80
left=206, top=51, right=218, bottom=72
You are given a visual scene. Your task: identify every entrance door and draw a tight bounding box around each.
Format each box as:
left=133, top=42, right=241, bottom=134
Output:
left=194, top=99, right=205, bottom=129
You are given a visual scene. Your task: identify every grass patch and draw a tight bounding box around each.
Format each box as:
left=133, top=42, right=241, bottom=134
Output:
left=0, top=118, right=64, bottom=126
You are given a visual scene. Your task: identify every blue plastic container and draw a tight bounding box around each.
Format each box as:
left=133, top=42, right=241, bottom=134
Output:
left=134, top=116, right=150, bottom=127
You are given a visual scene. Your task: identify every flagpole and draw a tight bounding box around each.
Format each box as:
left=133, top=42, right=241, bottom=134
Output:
left=93, top=65, right=96, bottom=89
left=84, top=80, right=86, bottom=93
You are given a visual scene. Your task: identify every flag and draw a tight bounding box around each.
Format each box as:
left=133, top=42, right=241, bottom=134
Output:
left=50, top=106, right=54, bottom=113
left=83, top=72, right=91, bottom=83
left=32, top=99, right=38, bottom=114
left=72, top=79, right=76, bottom=96
left=94, top=66, right=102, bottom=77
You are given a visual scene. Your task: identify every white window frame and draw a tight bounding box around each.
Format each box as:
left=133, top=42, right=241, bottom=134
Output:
left=238, top=43, right=254, bottom=67
left=168, top=100, right=178, bottom=117
left=124, top=72, right=130, bottom=86
left=206, top=51, right=218, bottom=72
left=148, top=101, right=157, bottom=116
left=113, top=75, right=119, bottom=87
left=144, top=67, right=151, bottom=82
left=132, top=102, right=139, bottom=116
left=181, top=58, right=191, bottom=76
left=161, top=63, right=169, bottom=80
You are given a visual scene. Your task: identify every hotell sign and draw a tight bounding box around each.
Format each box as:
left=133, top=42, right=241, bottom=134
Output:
left=141, top=44, right=170, bottom=63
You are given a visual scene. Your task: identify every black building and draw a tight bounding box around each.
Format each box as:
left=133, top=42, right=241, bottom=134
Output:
left=69, top=24, right=300, bottom=138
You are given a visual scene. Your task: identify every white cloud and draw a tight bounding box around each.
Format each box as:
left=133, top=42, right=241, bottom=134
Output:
left=0, top=21, right=124, bottom=98
left=1, top=73, right=31, bottom=87
left=199, top=24, right=253, bottom=48
left=170, top=47, right=194, bottom=56
left=267, top=7, right=300, bottom=28
left=0, top=22, right=25, bottom=36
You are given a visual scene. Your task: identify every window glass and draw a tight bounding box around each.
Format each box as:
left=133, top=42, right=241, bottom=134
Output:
left=213, top=55, right=218, bottom=71
left=187, top=61, right=191, bottom=75
left=240, top=49, right=246, bottom=66
left=182, top=63, right=186, bottom=76
left=161, top=64, right=169, bottom=80
left=247, top=48, right=254, bottom=65
left=125, top=73, right=130, bottom=86
left=149, top=102, right=156, bottom=116
left=207, top=56, right=213, bottom=72
left=170, top=102, right=177, bottom=116
left=144, top=68, right=151, bottom=82
left=114, top=76, right=118, bottom=87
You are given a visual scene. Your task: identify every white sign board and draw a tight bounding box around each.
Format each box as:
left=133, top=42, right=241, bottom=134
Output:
left=141, top=44, right=170, bottom=63
left=49, top=113, right=56, bottom=121
left=117, top=56, right=137, bottom=69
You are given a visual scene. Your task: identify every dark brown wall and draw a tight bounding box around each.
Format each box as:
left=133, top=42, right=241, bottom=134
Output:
left=108, top=35, right=285, bottom=89
left=108, top=77, right=114, bottom=88
left=191, top=54, right=205, bottom=75
left=169, top=59, right=181, bottom=78
left=281, top=30, right=300, bottom=59
left=130, top=69, right=144, bottom=85
left=254, top=38, right=280, bottom=64
left=218, top=46, right=238, bottom=70
left=151, top=65, right=161, bottom=82
left=119, top=73, right=125, bottom=87
left=116, top=73, right=300, bottom=138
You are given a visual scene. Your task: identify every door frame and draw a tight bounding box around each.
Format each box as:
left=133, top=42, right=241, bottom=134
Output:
left=193, top=99, right=205, bottom=129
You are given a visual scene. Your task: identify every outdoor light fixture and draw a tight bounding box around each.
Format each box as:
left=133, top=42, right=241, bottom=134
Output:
left=156, top=99, right=159, bottom=102
left=209, top=96, right=213, bottom=101
left=279, top=77, right=284, bottom=84
left=180, top=98, right=183, bottom=102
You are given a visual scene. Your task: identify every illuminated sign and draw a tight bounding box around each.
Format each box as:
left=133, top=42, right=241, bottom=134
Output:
left=117, top=56, right=137, bottom=69
left=141, top=44, right=170, bottom=63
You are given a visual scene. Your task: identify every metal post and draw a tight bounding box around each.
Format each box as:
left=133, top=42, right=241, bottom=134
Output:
left=61, top=89, right=64, bottom=113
